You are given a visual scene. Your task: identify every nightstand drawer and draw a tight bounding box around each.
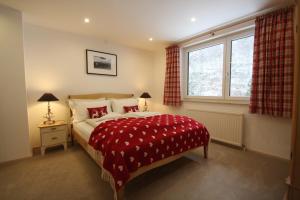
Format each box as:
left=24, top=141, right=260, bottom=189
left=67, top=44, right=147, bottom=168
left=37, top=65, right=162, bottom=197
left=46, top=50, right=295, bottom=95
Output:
left=42, top=131, right=66, bottom=146
left=40, top=125, right=66, bottom=134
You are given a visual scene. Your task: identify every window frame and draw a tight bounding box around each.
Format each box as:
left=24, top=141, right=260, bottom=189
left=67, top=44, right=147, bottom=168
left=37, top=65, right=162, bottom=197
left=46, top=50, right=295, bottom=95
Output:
left=182, top=29, right=254, bottom=104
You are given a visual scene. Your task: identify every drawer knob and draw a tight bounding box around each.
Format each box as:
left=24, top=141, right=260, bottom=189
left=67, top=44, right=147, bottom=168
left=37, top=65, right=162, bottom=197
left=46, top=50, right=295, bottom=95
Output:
left=51, top=127, right=57, bottom=131
left=51, top=137, right=58, bottom=140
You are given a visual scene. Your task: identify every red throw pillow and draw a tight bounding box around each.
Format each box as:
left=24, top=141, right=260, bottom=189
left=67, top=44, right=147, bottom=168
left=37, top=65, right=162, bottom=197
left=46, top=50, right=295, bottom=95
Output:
left=124, top=105, right=139, bottom=113
left=87, top=106, right=108, bottom=118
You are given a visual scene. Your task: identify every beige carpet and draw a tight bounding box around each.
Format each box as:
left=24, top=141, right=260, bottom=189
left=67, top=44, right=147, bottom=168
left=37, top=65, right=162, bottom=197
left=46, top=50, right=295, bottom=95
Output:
left=0, top=143, right=288, bottom=200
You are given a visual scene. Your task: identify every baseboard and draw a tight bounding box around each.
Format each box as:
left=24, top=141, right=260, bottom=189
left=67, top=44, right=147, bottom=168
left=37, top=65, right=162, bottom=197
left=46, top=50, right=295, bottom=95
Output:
left=245, top=148, right=289, bottom=162
left=32, top=142, right=72, bottom=156
left=210, top=139, right=244, bottom=150
left=211, top=139, right=289, bottom=162
left=0, top=154, right=32, bottom=166
left=32, top=147, right=41, bottom=156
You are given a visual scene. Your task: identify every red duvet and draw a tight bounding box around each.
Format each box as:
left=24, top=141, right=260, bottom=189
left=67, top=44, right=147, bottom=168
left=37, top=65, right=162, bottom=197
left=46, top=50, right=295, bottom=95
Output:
left=88, top=114, right=210, bottom=190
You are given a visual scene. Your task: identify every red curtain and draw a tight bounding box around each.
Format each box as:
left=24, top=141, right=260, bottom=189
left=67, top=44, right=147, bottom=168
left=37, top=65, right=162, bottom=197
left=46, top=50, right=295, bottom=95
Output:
left=249, top=7, right=294, bottom=118
left=163, top=45, right=181, bottom=106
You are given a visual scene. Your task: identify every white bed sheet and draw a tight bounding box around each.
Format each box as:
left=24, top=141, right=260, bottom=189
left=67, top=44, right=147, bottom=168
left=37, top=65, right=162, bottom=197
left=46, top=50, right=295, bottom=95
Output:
left=73, top=121, right=94, bottom=142
left=73, top=111, right=161, bottom=141
left=86, top=111, right=161, bottom=128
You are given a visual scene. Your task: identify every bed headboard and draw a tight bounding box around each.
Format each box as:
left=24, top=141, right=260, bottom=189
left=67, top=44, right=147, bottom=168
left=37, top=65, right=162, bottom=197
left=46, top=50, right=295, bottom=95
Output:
left=68, top=93, right=134, bottom=138
left=68, top=92, right=134, bottom=118
left=68, top=92, right=134, bottom=100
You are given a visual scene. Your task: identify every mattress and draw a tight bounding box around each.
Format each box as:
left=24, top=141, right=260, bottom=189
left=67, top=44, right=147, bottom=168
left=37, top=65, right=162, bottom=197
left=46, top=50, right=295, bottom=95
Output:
left=73, top=121, right=94, bottom=142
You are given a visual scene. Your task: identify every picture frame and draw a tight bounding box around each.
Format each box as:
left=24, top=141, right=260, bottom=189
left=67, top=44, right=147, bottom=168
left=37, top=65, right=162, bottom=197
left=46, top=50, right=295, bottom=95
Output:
left=86, top=49, right=117, bottom=76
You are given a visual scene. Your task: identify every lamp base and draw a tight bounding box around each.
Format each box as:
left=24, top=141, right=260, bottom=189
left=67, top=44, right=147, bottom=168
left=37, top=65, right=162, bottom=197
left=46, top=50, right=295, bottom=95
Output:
left=143, top=99, right=149, bottom=112
left=43, top=103, right=55, bottom=125
left=143, top=105, right=148, bottom=112
left=43, top=120, right=55, bottom=125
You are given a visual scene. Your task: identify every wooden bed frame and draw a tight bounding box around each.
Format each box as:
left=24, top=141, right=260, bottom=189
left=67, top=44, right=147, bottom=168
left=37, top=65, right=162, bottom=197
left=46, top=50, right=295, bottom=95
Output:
left=68, top=93, right=208, bottom=200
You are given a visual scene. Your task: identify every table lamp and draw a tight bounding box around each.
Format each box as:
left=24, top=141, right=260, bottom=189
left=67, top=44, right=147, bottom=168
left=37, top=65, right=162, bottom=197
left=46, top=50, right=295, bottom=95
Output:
left=38, top=93, right=59, bottom=124
left=140, top=92, right=151, bottom=112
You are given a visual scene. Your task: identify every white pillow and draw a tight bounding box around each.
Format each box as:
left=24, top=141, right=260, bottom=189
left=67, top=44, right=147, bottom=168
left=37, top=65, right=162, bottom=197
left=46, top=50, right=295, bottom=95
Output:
left=69, top=99, right=111, bottom=122
left=111, top=98, right=139, bottom=114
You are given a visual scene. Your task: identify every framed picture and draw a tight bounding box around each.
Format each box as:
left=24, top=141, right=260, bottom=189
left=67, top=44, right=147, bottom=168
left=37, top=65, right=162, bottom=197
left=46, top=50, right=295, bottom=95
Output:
left=86, top=49, right=117, bottom=76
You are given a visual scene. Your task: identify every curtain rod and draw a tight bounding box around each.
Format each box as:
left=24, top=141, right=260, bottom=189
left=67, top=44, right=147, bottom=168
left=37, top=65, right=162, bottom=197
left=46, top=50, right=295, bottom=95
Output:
left=178, top=2, right=295, bottom=45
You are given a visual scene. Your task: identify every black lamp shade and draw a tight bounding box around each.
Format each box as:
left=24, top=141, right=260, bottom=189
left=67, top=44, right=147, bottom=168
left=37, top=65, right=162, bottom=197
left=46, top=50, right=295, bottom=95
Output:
left=140, top=92, right=151, bottom=98
left=38, top=93, right=59, bottom=102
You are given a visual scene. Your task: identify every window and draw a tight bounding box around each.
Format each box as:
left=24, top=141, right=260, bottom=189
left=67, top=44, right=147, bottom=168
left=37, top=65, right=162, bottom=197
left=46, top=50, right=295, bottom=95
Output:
left=230, top=36, right=254, bottom=97
left=183, top=30, right=254, bottom=102
left=188, top=44, right=224, bottom=97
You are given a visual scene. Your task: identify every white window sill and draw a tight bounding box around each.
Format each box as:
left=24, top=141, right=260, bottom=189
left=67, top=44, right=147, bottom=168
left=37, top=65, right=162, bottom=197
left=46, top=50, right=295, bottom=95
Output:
left=183, top=97, right=249, bottom=105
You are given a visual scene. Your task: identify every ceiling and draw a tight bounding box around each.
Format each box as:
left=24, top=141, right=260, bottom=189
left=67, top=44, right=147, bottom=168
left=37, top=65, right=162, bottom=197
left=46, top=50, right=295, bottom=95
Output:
left=0, top=0, right=292, bottom=51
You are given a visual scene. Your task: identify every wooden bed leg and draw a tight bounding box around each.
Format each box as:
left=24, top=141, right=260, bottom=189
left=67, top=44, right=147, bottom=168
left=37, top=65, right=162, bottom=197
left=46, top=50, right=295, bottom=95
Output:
left=204, top=145, right=208, bottom=159
left=116, top=188, right=124, bottom=200
left=70, top=125, right=74, bottom=146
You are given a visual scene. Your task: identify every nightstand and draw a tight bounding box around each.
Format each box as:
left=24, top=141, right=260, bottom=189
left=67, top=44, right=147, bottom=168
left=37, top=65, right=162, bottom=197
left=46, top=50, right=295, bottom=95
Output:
left=38, top=120, right=68, bottom=155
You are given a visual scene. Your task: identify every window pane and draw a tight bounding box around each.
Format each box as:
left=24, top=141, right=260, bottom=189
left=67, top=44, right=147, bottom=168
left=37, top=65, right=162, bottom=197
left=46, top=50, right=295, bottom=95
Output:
left=230, top=36, right=254, bottom=97
left=188, top=44, right=224, bottom=96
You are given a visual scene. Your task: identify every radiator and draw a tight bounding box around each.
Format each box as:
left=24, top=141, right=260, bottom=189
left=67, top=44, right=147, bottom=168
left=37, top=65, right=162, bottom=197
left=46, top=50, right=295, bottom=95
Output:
left=188, top=109, right=244, bottom=147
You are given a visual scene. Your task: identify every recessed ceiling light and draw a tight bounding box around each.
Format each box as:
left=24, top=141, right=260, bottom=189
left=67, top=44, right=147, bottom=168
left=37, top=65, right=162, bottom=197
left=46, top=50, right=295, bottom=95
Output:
left=149, top=37, right=153, bottom=41
left=190, top=17, right=196, bottom=22
left=84, top=18, right=90, bottom=23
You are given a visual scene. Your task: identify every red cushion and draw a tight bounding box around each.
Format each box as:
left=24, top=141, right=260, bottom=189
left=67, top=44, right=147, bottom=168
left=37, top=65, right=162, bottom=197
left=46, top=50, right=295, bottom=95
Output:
left=123, top=105, right=139, bottom=113
left=87, top=106, right=108, bottom=118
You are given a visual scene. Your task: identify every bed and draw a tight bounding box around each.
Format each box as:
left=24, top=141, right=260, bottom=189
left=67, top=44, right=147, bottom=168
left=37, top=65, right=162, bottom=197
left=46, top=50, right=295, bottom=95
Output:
left=68, top=93, right=210, bottom=200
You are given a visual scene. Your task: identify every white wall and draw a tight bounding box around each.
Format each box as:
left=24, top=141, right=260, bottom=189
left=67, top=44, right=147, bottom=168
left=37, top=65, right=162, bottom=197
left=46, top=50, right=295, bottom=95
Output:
left=0, top=5, right=31, bottom=162
left=23, top=24, right=154, bottom=148
left=23, top=19, right=292, bottom=160
left=152, top=49, right=292, bottom=160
